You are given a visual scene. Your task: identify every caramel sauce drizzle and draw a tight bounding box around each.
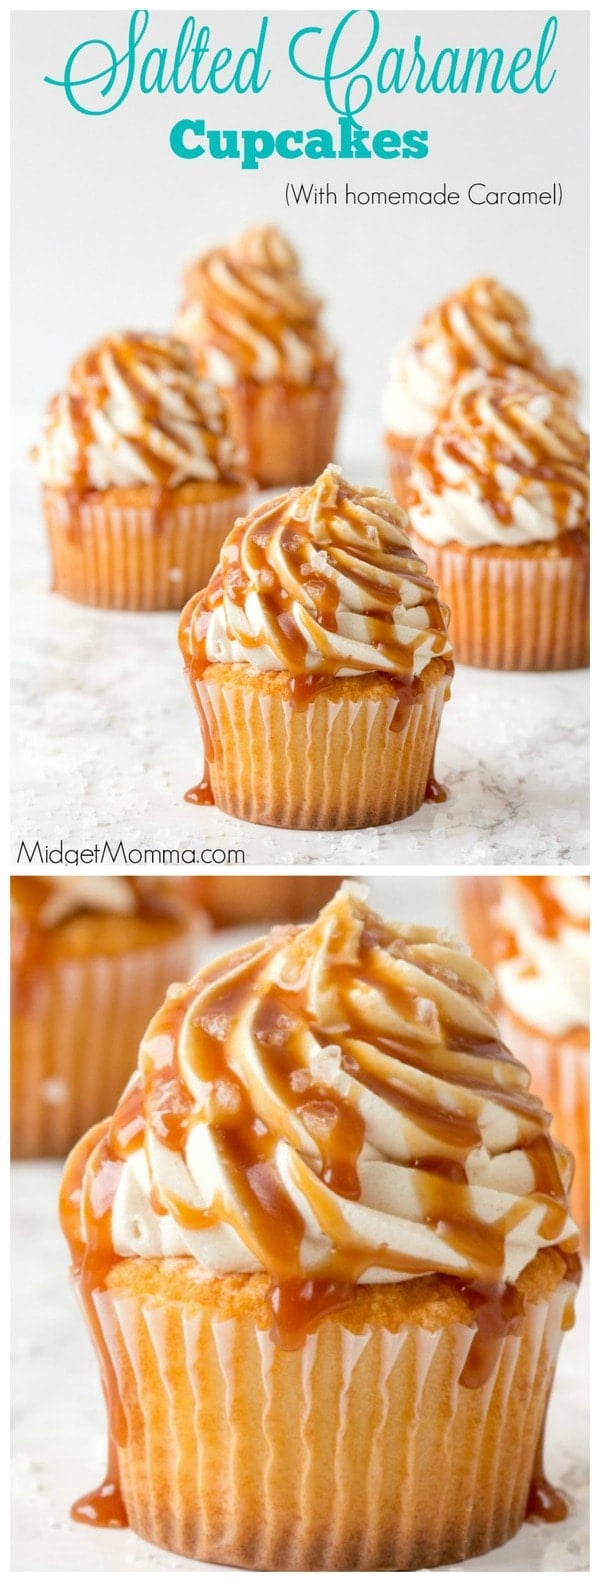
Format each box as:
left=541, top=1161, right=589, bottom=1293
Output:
left=496, top=875, right=589, bottom=964
left=410, top=377, right=589, bottom=536
left=179, top=226, right=336, bottom=382
left=410, top=278, right=577, bottom=401
left=60, top=900, right=577, bottom=1531
left=41, top=332, right=245, bottom=514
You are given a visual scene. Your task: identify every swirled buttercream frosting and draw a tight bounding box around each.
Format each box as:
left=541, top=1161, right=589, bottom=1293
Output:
left=62, top=887, right=577, bottom=1291
left=494, top=877, right=589, bottom=1039
left=383, top=277, right=578, bottom=440
left=35, top=332, right=248, bottom=491
left=175, top=225, right=338, bottom=387
left=408, top=375, right=590, bottom=549
left=179, top=465, right=453, bottom=681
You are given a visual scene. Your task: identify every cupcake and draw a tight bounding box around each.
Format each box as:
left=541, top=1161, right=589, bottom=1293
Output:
left=178, top=875, right=341, bottom=928
left=175, top=225, right=342, bottom=486
left=178, top=465, right=454, bottom=829
left=60, top=885, right=580, bottom=1570
left=35, top=332, right=250, bottom=610
left=383, top=277, right=577, bottom=508
left=491, top=877, right=589, bottom=1248
left=455, top=877, right=500, bottom=971
left=407, top=374, right=589, bottom=670
left=11, top=877, right=205, bottom=1157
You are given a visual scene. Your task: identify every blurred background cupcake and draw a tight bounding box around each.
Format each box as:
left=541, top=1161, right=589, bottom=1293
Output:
left=179, top=466, right=453, bottom=829
left=178, top=873, right=341, bottom=927
left=34, top=331, right=250, bottom=610
left=175, top=224, right=342, bottom=486
left=456, top=874, right=589, bottom=1245
left=11, top=877, right=205, bottom=1157
left=407, top=374, right=589, bottom=670
left=382, top=276, right=577, bottom=508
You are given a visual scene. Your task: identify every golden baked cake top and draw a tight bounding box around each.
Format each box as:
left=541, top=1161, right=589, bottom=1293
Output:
left=34, top=331, right=248, bottom=492
left=383, top=275, right=577, bottom=440
left=176, top=224, right=338, bottom=386
left=179, top=464, right=453, bottom=685
left=61, top=884, right=578, bottom=1302
left=408, top=373, right=589, bottom=549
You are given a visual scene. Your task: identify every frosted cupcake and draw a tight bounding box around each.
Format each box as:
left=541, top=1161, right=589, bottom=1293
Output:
left=60, top=885, right=580, bottom=1570
left=178, top=465, right=453, bottom=829
left=176, top=225, right=342, bottom=486
left=383, top=277, right=577, bottom=507
left=11, top=877, right=204, bottom=1157
left=35, top=332, right=250, bottom=609
left=407, top=374, right=589, bottom=669
left=455, top=877, right=500, bottom=971
left=492, top=877, right=589, bottom=1247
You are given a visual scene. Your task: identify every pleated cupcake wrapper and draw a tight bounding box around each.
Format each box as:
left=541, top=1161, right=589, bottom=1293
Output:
left=92, top=1279, right=572, bottom=1571
left=43, top=486, right=249, bottom=611
left=194, top=675, right=448, bottom=829
left=11, top=929, right=202, bottom=1158
left=498, top=1008, right=589, bottom=1250
left=412, top=536, right=589, bottom=670
left=221, top=380, right=342, bottom=488
left=384, top=434, right=417, bottom=510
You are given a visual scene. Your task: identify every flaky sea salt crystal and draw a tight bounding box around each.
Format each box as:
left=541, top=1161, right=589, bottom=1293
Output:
left=198, top=1013, right=230, bottom=1041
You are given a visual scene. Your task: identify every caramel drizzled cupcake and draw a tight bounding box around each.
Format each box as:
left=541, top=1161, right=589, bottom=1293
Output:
left=407, top=374, right=589, bottom=669
left=176, top=225, right=342, bottom=486
left=11, top=877, right=205, bottom=1156
left=34, top=332, right=250, bottom=609
left=60, top=885, right=580, bottom=1570
left=383, top=277, right=577, bottom=507
left=455, top=876, right=501, bottom=971
left=178, top=465, right=454, bottom=829
left=493, top=877, right=589, bottom=1247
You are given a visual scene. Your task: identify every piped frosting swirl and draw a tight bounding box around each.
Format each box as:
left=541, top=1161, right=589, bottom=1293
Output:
left=62, top=887, right=578, bottom=1292
left=35, top=332, right=248, bottom=492
left=494, top=877, right=589, bottom=1038
left=408, top=375, right=589, bottom=549
left=176, top=225, right=338, bottom=387
left=383, top=277, right=578, bottom=440
left=179, top=465, right=452, bottom=681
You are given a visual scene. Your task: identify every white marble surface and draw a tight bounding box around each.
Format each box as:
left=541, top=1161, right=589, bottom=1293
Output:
left=11, top=1159, right=589, bottom=1574
left=12, top=414, right=589, bottom=867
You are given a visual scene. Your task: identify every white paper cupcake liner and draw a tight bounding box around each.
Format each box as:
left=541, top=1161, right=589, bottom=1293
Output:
left=411, top=536, right=589, bottom=670
left=43, top=486, right=249, bottom=610
left=193, top=674, right=448, bottom=829
left=89, top=1273, right=573, bottom=1570
left=11, top=928, right=202, bottom=1156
